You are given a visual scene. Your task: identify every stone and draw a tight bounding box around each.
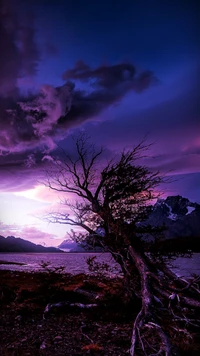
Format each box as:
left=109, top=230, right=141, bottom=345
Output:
left=15, top=315, right=22, bottom=322
left=40, top=341, right=46, bottom=349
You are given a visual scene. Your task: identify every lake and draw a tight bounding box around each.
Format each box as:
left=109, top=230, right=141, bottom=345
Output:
left=0, top=252, right=120, bottom=276
left=0, top=252, right=199, bottom=277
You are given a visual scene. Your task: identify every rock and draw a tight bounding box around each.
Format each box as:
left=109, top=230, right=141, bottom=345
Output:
left=43, top=301, right=70, bottom=318
left=74, top=287, right=99, bottom=300
left=15, top=315, right=22, bottom=322
left=40, top=341, right=46, bottom=349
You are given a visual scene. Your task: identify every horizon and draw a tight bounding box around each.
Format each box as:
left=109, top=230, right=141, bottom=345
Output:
left=0, top=0, right=199, bottom=247
left=0, top=193, right=199, bottom=248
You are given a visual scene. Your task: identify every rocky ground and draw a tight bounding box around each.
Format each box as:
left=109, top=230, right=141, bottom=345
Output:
left=0, top=269, right=200, bottom=355
left=0, top=269, right=135, bottom=356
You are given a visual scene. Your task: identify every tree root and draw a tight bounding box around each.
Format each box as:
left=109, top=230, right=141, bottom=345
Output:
left=127, top=246, right=200, bottom=355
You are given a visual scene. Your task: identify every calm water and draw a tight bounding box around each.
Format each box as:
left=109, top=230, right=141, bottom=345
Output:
left=0, top=252, right=199, bottom=277
left=0, top=252, right=120, bottom=276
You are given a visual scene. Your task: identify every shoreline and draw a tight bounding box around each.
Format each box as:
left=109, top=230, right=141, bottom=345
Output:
left=0, top=260, right=26, bottom=265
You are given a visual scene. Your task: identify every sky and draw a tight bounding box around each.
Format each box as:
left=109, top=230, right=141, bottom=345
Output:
left=0, top=0, right=199, bottom=246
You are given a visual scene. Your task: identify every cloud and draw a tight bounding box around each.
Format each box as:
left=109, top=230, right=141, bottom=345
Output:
left=0, top=221, right=56, bottom=241
left=0, top=222, right=20, bottom=236
left=0, top=155, right=46, bottom=191
left=20, top=226, right=55, bottom=240
left=0, top=0, right=39, bottom=97
left=14, top=184, right=64, bottom=203
left=65, top=61, right=158, bottom=89
left=0, top=60, right=157, bottom=158
left=63, top=61, right=138, bottom=88
left=84, top=62, right=200, bottom=157
left=181, top=139, right=200, bottom=155
left=153, top=154, right=200, bottom=176
left=18, top=83, right=72, bottom=139
left=0, top=0, right=41, bottom=157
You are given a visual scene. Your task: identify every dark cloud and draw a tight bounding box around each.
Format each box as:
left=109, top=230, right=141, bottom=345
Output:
left=0, top=0, right=39, bottom=96
left=0, top=132, right=115, bottom=193
left=0, top=0, right=41, bottom=155
left=0, top=156, right=45, bottom=191
left=63, top=61, right=157, bottom=91
left=0, top=60, right=157, bottom=158
left=62, top=65, right=156, bottom=124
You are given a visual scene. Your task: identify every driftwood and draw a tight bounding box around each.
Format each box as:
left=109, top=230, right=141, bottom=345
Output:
left=43, top=301, right=98, bottom=319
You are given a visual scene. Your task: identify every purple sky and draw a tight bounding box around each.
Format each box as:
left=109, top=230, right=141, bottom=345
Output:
left=0, top=0, right=199, bottom=246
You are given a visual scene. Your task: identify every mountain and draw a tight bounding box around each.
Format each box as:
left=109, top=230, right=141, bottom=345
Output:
left=0, top=235, right=63, bottom=253
left=141, top=195, right=200, bottom=251
left=59, top=195, right=200, bottom=252
left=58, top=238, right=103, bottom=252
left=58, top=239, right=78, bottom=251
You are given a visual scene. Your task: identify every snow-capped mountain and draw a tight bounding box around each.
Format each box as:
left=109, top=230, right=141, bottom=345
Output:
left=143, top=195, right=200, bottom=250
left=153, top=196, right=196, bottom=220
left=58, top=239, right=78, bottom=251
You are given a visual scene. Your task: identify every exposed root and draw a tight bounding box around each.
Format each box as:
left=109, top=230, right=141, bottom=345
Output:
left=43, top=301, right=98, bottom=319
left=146, top=322, right=172, bottom=356
left=127, top=246, right=200, bottom=355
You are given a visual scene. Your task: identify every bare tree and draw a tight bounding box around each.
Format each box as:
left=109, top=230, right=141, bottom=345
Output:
left=45, top=133, right=200, bottom=355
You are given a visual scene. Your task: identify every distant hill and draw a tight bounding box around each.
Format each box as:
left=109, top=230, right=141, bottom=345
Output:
left=0, top=235, right=63, bottom=253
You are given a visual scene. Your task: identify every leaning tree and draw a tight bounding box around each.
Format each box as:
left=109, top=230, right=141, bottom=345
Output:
left=44, top=133, right=200, bottom=355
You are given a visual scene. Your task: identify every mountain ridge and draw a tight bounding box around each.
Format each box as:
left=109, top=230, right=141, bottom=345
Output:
left=0, top=235, right=63, bottom=253
left=139, top=195, right=200, bottom=251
